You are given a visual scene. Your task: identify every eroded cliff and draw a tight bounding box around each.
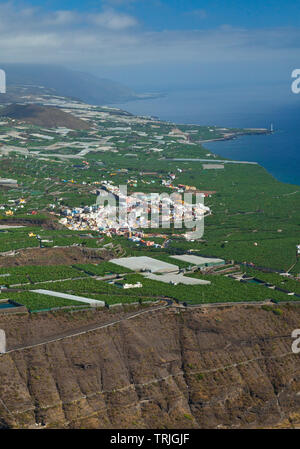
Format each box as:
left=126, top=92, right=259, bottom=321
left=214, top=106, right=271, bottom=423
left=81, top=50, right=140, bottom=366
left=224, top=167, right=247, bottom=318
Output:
left=0, top=304, right=299, bottom=429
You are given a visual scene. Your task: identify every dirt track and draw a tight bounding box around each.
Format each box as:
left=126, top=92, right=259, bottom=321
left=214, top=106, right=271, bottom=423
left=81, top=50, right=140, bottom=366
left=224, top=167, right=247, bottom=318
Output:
left=4, top=304, right=167, bottom=353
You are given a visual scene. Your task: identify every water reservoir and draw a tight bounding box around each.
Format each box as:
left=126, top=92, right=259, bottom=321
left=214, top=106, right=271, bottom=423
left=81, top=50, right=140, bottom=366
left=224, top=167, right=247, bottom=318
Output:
left=0, top=302, right=17, bottom=309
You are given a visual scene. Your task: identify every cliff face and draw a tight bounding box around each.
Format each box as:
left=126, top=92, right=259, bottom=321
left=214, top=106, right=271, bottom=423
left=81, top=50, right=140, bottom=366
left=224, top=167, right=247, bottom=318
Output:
left=0, top=304, right=300, bottom=429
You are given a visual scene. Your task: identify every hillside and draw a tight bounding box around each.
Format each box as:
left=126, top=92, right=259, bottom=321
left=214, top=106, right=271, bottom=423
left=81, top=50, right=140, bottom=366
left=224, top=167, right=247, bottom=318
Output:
left=0, top=304, right=299, bottom=429
left=0, top=104, right=91, bottom=130
left=0, top=64, right=137, bottom=105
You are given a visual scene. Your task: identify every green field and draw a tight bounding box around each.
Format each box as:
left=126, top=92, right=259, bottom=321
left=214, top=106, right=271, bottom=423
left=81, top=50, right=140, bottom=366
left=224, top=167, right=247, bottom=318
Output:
left=0, top=101, right=299, bottom=312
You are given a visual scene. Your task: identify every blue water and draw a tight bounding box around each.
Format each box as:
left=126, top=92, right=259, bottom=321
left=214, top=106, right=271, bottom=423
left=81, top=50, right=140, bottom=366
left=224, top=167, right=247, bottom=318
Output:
left=205, top=121, right=300, bottom=186
left=0, top=302, right=16, bottom=309
left=115, top=88, right=300, bottom=186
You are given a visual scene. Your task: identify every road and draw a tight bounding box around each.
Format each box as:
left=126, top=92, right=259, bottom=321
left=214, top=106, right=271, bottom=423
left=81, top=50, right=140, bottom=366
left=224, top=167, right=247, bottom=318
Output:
left=2, top=297, right=299, bottom=356
left=3, top=304, right=168, bottom=355
left=168, top=158, right=258, bottom=165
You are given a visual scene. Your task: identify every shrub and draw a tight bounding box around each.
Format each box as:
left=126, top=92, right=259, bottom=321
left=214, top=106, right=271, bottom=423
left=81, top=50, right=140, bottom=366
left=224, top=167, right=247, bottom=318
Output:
left=273, top=308, right=283, bottom=316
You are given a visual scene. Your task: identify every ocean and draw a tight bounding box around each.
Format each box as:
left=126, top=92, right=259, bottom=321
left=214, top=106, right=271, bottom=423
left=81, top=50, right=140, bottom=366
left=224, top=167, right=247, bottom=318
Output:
left=115, top=88, right=300, bottom=186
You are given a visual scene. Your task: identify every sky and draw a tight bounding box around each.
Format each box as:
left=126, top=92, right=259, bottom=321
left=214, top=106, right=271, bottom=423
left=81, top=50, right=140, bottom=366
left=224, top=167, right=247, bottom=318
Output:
left=0, top=0, right=300, bottom=100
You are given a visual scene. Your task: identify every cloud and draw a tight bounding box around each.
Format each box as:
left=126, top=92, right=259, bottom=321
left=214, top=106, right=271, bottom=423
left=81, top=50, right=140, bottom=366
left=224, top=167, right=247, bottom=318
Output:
left=89, top=10, right=138, bottom=30
left=186, top=9, right=207, bottom=19
left=45, top=10, right=79, bottom=26
left=0, top=2, right=138, bottom=31
left=0, top=1, right=299, bottom=76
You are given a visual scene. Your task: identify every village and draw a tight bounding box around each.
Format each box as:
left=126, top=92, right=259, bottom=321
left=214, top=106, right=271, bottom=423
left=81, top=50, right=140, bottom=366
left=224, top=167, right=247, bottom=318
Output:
left=58, top=171, right=211, bottom=243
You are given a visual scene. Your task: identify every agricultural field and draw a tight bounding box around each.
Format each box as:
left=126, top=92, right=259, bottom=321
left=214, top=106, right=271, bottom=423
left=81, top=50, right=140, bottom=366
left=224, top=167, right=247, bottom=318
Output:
left=6, top=291, right=87, bottom=311
left=73, top=262, right=132, bottom=276
left=0, top=264, right=88, bottom=286
left=244, top=267, right=300, bottom=295
left=0, top=94, right=299, bottom=312
left=15, top=271, right=293, bottom=307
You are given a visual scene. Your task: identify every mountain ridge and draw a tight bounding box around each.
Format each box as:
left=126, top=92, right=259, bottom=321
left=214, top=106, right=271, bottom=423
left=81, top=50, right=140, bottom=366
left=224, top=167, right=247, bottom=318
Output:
left=0, top=64, right=137, bottom=105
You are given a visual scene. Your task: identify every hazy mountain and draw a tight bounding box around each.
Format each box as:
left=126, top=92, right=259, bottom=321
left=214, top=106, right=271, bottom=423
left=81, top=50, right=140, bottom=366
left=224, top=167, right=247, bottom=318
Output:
left=0, top=64, right=137, bottom=105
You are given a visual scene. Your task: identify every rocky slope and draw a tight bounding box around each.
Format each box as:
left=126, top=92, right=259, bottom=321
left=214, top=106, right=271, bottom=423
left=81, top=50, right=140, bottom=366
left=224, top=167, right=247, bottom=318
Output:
left=0, top=104, right=91, bottom=129
left=0, top=246, right=113, bottom=267
left=0, top=304, right=299, bottom=429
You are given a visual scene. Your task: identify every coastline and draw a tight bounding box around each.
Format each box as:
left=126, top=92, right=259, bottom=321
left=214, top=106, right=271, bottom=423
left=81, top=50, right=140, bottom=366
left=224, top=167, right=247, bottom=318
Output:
left=114, top=93, right=299, bottom=185
left=196, top=128, right=270, bottom=144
